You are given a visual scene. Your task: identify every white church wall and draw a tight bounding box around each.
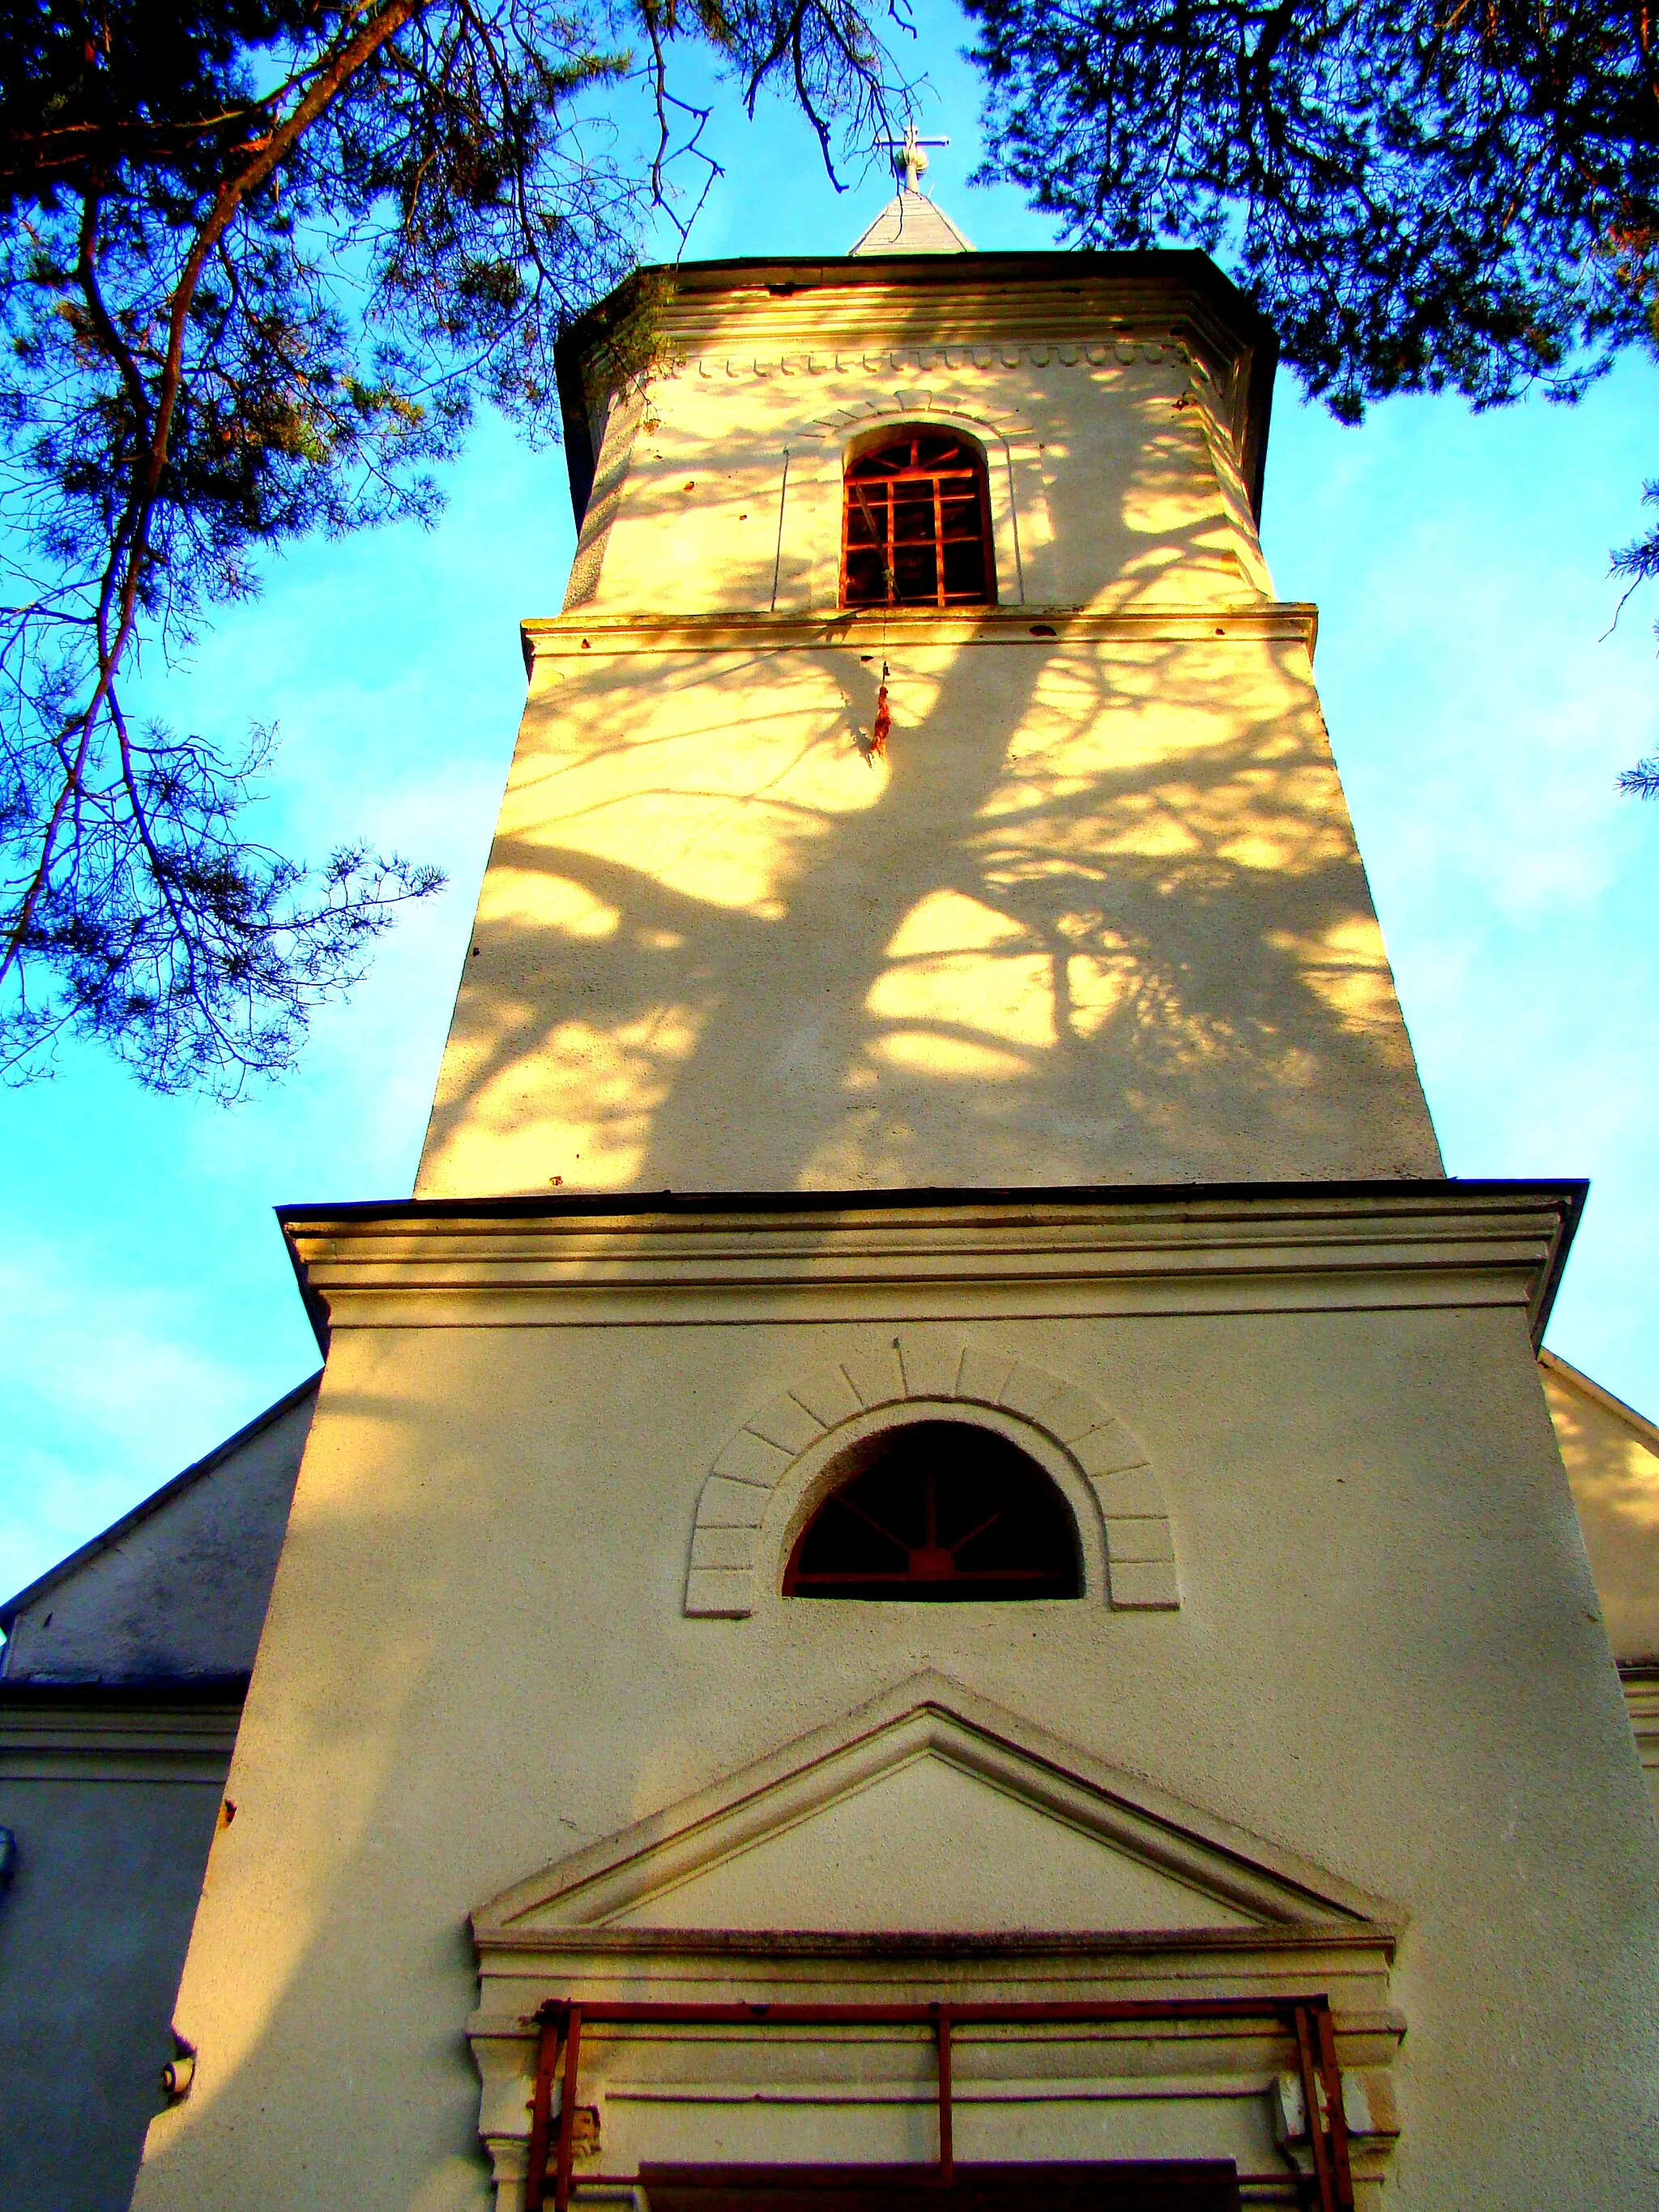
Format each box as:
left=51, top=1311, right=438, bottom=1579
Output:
left=416, top=256, right=1435, bottom=1202
left=417, top=616, right=1439, bottom=1198
left=574, top=352, right=1248, bottom=619
left=564, top=269, right=1273, bottom=618
left=1541, top=1351, right=1659, bottom=1666
left=132, top=1191, right=1659, bottom=2210
left=1540, top=1352, right=1659, bottom=1817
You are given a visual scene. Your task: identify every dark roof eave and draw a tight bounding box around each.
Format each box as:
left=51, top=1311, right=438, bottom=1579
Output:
left=0, top=1674, right=250, bottom=1707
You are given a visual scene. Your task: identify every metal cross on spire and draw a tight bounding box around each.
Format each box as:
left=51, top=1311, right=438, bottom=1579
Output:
left=876, top=120, right=949, bottom=195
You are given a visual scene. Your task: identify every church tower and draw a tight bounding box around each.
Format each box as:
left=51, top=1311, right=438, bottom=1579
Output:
left=415, top=203, right=1439, bottom=1200
left=133, top=181, right=1659, bottom=2212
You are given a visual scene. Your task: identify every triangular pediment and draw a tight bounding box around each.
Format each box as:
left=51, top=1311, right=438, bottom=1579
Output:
left=476, top=1675, right=1397, bottom=1941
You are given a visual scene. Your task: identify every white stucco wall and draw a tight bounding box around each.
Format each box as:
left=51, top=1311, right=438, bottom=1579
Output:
left=1542, top=1353, right=1659, bottom=1666
left=417, top=262, right=1435, bottom=1200
left=133, top=1194, right=1659, bottom=2210
left=1542, top=1353, right=1659, bottom=1818
left=0, top=1706, right=234, bottom=2212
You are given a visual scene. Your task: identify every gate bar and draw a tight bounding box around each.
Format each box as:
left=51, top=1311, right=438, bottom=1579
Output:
left=552, top=2006, right=583, bottom=2212
left=1312, top=2002, right=1354, bottom=2207
left=522, top=2009, right=562, bottom=2212
left=1292, top=2005, right=1333, bottom=2210
left=933, top=2005, right=953, bottom=2181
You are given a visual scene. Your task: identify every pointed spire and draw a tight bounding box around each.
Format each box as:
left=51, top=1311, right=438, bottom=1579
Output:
left=848, top=192, right=973, bottom=256
left=848, top=119, right=972, bottom=257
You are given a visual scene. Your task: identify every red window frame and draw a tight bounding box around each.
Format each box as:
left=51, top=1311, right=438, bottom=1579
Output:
left=841, top=429, right=996, bottom=611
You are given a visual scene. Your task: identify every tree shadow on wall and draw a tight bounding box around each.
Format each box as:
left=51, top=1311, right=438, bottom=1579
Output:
left=421, top=608, right=1437, bottom=1194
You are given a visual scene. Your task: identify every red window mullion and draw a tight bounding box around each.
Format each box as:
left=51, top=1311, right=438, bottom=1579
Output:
left=842, top=432, right=994, bottom=612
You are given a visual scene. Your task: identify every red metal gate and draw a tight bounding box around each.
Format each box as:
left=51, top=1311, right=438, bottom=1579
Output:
left=520, top=1996, right=1354, bottom=2212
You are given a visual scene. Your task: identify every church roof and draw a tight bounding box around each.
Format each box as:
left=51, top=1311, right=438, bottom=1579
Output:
left=848, top=188, right=972, bottom=257
left=0, top=1371, right=318, bottom=1681
left=1541, top=1347, right=1659, bottom=1449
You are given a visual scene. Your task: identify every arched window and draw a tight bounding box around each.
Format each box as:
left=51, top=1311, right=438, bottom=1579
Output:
left=783, top=1421, right=1080, bottom=1600
left=841, top=428, right=996, bottom=611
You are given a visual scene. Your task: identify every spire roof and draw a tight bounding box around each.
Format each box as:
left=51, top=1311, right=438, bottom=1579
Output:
left=850, top=119, right=971, bottom=256
left=848, top=188, right=972, bottom=257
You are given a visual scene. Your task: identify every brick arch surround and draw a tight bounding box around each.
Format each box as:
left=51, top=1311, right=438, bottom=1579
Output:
left=684, top=1334, right=1179, bottom=1618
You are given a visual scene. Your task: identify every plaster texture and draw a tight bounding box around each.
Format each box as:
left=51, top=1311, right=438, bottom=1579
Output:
left=131, top=1191, right=1659, bottom=2210
left=0, top=1698, right=238, bottom=2212
left=1542, top=1350, right=1659, bottom=1664
left=416, top=259, right=1438, bottom=1199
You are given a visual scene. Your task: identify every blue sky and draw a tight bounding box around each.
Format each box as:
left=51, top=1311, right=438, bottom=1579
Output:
left=2, top=2, right=1657, bottom=1603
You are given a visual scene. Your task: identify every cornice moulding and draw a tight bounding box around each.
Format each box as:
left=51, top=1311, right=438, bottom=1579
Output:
left=280, top=1185, right=1577, bottom=1341
left=554, top=249, right=1279, bottom=537
left=467, top=1928, right=1405, bottom=2026
left=658, top=336, right=1192, bottom=376
left=658, top=289, right=1233, bottom=334
left=471, top=1925, right=1401, bottom=1965
left=632, top=276, right=1263, bottom=381
left=521, top=603, right=1320, bottom=663
left=0, top=1698, right=242, bottom=1782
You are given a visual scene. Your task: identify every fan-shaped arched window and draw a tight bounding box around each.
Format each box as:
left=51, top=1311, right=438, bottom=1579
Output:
left=784, top=1421, right=1080, bottom=1600
left=841, top=428, right=996, bottom=611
